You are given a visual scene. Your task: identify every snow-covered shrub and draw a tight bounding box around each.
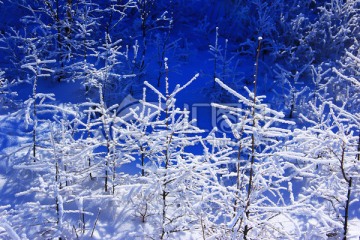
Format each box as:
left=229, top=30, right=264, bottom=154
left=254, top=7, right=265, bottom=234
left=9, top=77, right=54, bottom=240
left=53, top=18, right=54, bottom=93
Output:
left=0, top=71, right=17, bottom=111
left=272, top=62, right=312, bottom=118
left=202, top=27, right=241, bottom=102
left=127, top=74, right=207, bottom=238
left=212, top=77, right=302, bottom=239
left=2, top=100, right=90, bottom=238
left=332, top=39, right=360, bottom=112
left=283, top=101, right=360, bottom=239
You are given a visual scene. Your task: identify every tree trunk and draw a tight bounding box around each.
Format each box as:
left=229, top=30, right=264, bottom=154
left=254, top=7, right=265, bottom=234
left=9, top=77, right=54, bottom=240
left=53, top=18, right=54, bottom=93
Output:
left=243, top=37, right=262, bottom=240
left=32, top=75, right=38, bottom=161
left=344, top=177, right=352, bottom=240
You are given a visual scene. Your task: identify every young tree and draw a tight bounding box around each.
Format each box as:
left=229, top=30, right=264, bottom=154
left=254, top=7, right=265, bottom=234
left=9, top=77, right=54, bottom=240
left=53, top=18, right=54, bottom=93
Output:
left=111, top=71, right=232, bottom=238
left=142, top=73, right=205, bottom=238
left=20, top=40, right=56, bottom=161
left=210, top=38, right=314, bottom=239
left=63, top=0, right=100, bottom=92
left=2, top=97, right=87, bottom=238
left=272, top=60, right=312, bottom=118
left=212, top=77, right=302, bottom=238
left=204, top=27, right=239, bottom=102
left=333, top=39, right=360, bottom=113
left=282, top=101, right=360, bottom=239
left=12, top=0, right=76, bottom=82
left=154, top=13, right=173, bottom=87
